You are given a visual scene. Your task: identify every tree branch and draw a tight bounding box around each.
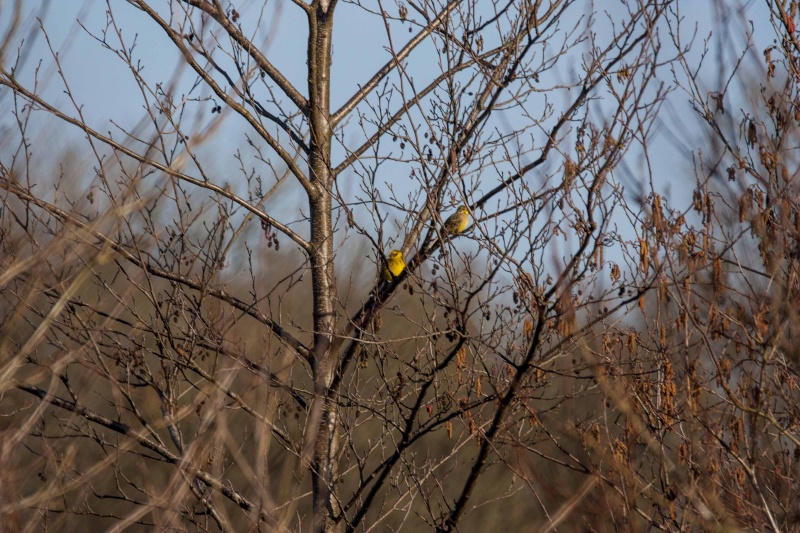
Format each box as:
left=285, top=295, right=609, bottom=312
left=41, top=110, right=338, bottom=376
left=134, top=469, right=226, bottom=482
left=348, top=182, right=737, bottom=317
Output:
left=178, top=0, right=309, bottom=113
left=0, top=176, right=314, bottom=363
left=0, top=68, right=313, bottom=254
left=13, top=382, right=280, bottom=528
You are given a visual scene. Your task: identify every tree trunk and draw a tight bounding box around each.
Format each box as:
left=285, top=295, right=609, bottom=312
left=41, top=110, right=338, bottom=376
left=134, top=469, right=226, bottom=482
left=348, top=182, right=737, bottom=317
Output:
left=306, top=2, right=340, bottom=532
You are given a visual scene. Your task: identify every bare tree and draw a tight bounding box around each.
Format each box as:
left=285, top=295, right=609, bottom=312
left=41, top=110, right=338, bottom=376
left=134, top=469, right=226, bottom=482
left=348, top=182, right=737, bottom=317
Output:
left=6, top=0, right=794, bottom=531
left=647, top=1, right=800, bottom=530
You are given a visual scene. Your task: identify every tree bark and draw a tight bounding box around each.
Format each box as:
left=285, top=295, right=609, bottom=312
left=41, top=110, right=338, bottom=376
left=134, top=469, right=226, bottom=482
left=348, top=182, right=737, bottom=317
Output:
left=306, top=2, right=341, bottom=532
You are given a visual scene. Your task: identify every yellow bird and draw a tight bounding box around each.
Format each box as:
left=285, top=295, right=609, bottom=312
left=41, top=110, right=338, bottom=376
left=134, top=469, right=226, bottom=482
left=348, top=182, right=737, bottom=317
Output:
left=380, top=250, right=406, bottom=282
left=443, top=205, right=470, bottom=235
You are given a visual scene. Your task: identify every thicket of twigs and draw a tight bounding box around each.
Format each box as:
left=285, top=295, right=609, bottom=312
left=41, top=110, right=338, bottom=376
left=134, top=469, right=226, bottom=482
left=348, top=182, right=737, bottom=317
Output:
left=1, top=1, right=799, bottom=531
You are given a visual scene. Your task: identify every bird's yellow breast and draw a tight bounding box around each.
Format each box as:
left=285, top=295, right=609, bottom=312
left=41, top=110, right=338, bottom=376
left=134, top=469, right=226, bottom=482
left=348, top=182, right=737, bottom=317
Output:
left=381, top=250, right=406, bottom=281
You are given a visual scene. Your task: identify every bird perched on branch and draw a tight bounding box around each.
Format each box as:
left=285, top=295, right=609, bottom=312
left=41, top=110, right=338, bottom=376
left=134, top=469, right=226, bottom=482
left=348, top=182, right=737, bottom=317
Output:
left=443, top=205, right=470, bottom=235
left=380, top=250, right=406, bottom=282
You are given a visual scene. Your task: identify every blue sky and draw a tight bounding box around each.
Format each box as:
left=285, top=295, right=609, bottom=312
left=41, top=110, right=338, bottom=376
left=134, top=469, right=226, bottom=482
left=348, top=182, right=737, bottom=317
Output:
left=0, top=0, right=779, bottom=266
left=2, top=1, right=772, bottom=165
